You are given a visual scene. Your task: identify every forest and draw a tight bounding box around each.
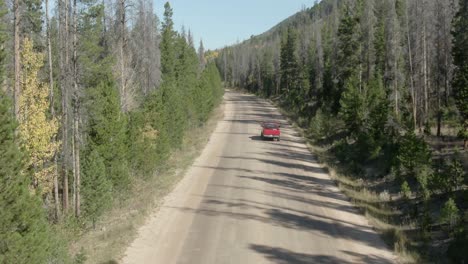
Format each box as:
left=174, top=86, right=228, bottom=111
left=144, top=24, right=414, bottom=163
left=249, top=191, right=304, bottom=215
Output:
left=0, top=0, right=222, bottom=262
left=216, top=0, right=467, bottom=262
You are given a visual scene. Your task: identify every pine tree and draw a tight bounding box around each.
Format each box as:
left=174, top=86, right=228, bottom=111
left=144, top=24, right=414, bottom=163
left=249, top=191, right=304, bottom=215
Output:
left=79, top=3, right=113, bottom=89
left=339, top=74, right=366, bottom=135
left=452, top=0, right=468, bottom=148
left=86, top=81, right=129, bottom=192
left=78, top=3, right=129, bottom=192
left=193, top=65, right=213, bottom=124
left=207, top=62, right=224, bottom=106
left=81, top=150, right=112, bottom=228
left=161, top=2, right=176, bottom=81
left=198, top=39, right=206, bottom=71
left=335, top=4, right=361, bottom=113
left=0, top=92, right=57, bottom=263
left=158, top=2, right=187, bottom=149
left=440, top=198, right=460, bottom=229
left=145, top=88, right=171, bottom=163
left=177, top=34, right=199, bottom=124
left=280, top=27, right=300, bottom=96
left=18, top=38, right=59, bottom=195
left=22, top=0, right=43, bottom=38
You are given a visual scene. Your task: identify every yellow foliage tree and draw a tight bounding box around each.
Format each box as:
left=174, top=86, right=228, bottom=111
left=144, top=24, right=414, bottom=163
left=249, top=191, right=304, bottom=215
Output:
left=18, top=38, right=59, bottom=195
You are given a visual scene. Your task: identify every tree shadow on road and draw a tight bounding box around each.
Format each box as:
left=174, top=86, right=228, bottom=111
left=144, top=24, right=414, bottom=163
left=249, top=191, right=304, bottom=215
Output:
left=249, top=244, right=394, bottom=264
left=249, top=244, right=346, bottom=264
left=169, top=203, right=389, bottom=250
left=219, top=155, right=325, bottom=174
left=200, top=196, right=371, bottom=230
left=206, top=182, right=357, bottom=214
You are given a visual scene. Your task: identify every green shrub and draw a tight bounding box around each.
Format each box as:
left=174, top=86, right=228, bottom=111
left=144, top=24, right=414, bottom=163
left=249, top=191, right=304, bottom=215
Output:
left=457, top=125, right=468, bottom=141
left=401, top=181, right=411, bottom=200
left=447, top=159, right=465, bottom=192
left=440, top=198, right=460, bottom=230
left=309, top=109, right=338, bottom=140
left=431, top=158, right=466, bottom=194
left=394, top=132, right=433, bottom=199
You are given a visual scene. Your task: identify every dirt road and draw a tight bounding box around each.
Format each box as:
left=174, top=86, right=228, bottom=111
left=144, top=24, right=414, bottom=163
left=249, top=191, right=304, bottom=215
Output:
left=122, top=90, right=396, bottom=264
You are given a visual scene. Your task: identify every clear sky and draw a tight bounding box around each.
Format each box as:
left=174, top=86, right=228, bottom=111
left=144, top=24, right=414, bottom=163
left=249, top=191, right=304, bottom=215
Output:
left=153, top=0, right=312, bottom=50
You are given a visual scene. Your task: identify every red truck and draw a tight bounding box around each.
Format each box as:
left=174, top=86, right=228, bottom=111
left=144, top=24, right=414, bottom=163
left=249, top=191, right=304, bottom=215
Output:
left=260, top=122, right=281, bottom=141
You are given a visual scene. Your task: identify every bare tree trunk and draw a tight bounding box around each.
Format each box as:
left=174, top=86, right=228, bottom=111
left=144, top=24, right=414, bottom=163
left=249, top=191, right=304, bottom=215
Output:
left=119, top=0, right=127, bottom=112
left=395, top=59, right=399, bottom=117
left=422, top=0, right=429, bottom=126
left=437, top=84, right=442, bottom=137
left=46, top=0, right=60, bottom=221
left=444, top=50, right=450, bottom=106
left=406, top=5, right=417, bottom=130
left=73, top=103, right=80, bottom=217
left=13, top=0, right=20, bottom=119
left=72, top=0, right=80, bottom=218
left=436, top=0, right=443, bottom=137
left=46, top=0, right=54, bottom=110
left=60, top=0, right=70, bottom=213
left=72, top=123, right=75, bottom=212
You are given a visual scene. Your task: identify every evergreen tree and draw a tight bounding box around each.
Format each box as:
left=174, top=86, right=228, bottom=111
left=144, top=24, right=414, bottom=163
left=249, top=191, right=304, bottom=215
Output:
left=198, top=39, right=206, bottom=70
left=193, top=65, right=213, bottom=123
left=143, top=88, right=171, bottom=163
left=22, top=0, right=43, bottom=35
left=175, top=34, right=198, bottom=127
left=335, top=4, right=360, bottom=113
left=280, top=27, right=300, bottom=96
left=79, top=3, right=113, bottom=89
left=395, top=132, right=432, bottom=184
left=440, top=198, right=460, bottom=229
left=161, top=2, right=176, bottom=81
left=207, top=62, right=224, bottom=106
left=128, top=104, right=161, bottom=175
left=16, top=0, right=43, bottom=48
left=86, top=81, right=129, bottom=191
left=339, top=74, right=366, bottom=135
left=81, top=150, right=112, bottom=228
left=158, top=2, right=187, bottom=149
left=80, top=3, right=129, bottom=192
left=0, top=93, right=58, bottom=263
left=452, top=0, right=468, bottom=148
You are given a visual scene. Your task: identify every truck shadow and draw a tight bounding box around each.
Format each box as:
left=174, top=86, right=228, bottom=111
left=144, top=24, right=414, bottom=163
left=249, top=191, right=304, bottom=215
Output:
left=249, top=135, right=263, bottom=141
left=250, top=135, right=276, bottom=141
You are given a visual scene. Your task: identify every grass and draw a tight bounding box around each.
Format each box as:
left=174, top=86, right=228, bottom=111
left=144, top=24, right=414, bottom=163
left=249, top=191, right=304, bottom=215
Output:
left=68, top=103, right=225, bottom=263
left=309, top=145, right=421, bottom=263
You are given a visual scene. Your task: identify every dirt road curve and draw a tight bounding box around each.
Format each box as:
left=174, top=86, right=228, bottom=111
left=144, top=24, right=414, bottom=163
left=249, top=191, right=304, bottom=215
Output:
left=122, top=90, right=397, bottom=264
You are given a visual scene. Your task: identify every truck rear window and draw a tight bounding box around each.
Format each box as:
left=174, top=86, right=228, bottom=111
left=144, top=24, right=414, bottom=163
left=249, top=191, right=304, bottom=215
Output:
left=264, top=123, right=279, bottom=129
